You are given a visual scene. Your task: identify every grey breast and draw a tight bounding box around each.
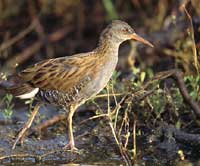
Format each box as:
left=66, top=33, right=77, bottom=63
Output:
left=82, top=52, right=118, bottom=99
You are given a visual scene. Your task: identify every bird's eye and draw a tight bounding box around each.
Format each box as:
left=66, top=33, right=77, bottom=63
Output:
left=122, top=28, right=130, bottom=33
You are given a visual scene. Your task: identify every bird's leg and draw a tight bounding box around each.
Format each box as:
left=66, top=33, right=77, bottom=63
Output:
left=64, top=105, right=77, bottom=151
left=12, top=103, right=40, bottom=149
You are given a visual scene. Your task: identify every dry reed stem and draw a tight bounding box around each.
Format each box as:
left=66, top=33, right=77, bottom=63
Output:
left=106, top=83, right=132, bottom=166
left=0, top=148, right=78, bottom=161
left=5, top=26, right=72, bottom=69
left=133, top=119, right=137, bottom=160
left=180, top=2, right=200, bottom=74
left=0, top=21, right=36, bottom=53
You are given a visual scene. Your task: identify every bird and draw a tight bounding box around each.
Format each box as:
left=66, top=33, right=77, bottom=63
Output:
left=0, top=20, right=153, bottom=151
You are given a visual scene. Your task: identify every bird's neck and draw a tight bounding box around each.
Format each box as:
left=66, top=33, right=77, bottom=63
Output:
left=95, top=37, right=120, bottom=58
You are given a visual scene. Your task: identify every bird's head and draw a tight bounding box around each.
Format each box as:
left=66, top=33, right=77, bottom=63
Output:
left=100, top=20, right=153, bottom=47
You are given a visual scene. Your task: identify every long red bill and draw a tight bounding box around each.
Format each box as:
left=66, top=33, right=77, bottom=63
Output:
left=130, top=33, right=154, bottom=47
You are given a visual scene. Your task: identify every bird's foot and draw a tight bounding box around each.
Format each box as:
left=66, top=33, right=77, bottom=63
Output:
left=63, top=141, right=79, bottom=153
left=12, top=133, right=26, bottom=150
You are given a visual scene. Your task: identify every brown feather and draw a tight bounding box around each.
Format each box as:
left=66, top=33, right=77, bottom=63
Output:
left=7, top=83, right=35, bottom=96
left=18, top=52, right=99, bottom=93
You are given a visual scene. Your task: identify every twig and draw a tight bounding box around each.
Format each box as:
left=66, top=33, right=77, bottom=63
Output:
left=144, top=69, right=200, bottom=118
left=180, top=0, right=200, bottom=74
left=5, top=26, right=73, bottom=69
left=133, top=119, right=137, bottom=160
left=93, top=93, right=124, bottom=99
left=79, top=113, right=108, bottom=125
left=160, top=122, right=200, bottom=146
left=106, top=84, right=132, bottom=166
left=0, top=153, right=40, bottom=161
left=0, top=21, right=36, bottom=53
left=172, top=70, right=200, bottom=118
left=28, top=2, right=55, bottom=59
left=34, top=114, right=66, bottom=131
left=184, top=6, right=200, bottom=74
left=180, top=2, right=200, bottom=74
left=109, top=121, right=132, bottom=166
left=0, top=148, right=78, bottom=161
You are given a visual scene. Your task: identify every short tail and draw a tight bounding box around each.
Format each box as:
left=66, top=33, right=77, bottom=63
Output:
left=0, top=80, right=37, bottom=99
left=8, top=84, right=36, bottom=96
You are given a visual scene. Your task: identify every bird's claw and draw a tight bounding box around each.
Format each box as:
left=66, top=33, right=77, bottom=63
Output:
left=63, top=142, right=79, bottom=153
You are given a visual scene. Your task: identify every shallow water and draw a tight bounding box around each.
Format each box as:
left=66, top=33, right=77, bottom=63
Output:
left=0, top=105, right=124, bottom=165
left=0, top=105, right=199, bottom=166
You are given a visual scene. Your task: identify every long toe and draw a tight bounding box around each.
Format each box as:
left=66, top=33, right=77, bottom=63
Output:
left=63, top=143, right=79, bottom=153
